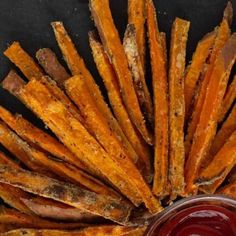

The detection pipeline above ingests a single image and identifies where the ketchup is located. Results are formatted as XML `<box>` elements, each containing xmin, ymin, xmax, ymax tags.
<box><xmin>156</xmin><ymin>205</ymin><xmax>236</xmax><ymax>236</ymax></box>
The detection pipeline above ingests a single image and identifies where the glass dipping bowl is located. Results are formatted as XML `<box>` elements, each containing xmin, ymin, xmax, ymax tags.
<box><xmin>144</xmin><ymin>194</ymin><xmax>236</xmax><ymax>236</ymax></box>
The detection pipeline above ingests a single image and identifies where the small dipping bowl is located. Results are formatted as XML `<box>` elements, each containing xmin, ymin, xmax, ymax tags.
<box><xmin>144</xmin><ymin>194</ymin><xmax>236</xmax><ymax>236</ymax></box>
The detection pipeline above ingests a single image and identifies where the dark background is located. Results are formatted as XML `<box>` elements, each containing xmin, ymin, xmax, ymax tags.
<box><xmin>0</xmin><ymin>0</ymin><xmax>234</xmax><ymax>126</ymax></box>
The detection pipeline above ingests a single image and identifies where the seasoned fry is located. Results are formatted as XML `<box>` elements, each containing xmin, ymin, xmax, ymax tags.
<box><xmin>185</xmin><ymin>33</ymin><xmax>236</xmax><ymax>194</ymax></box>
<box><xmin>0</xmin><ymin>105</ymin><xmax>86</xmax><ymax>171</ymax></box>
<box><xmin>0</xmin><ymin>165</ymin><xmax>133</xmax><ymax>224</ymax></box>
<box><xmin>128</xmin><ymin>0</ymin><xmax>146</xmax><ymax>69</ymax></box>
<box><xmin>51</xmin><ymin>22</ymin><xmax>142</xmax><ymax>169</ymax></box>
<box><xmin>217</xmin><ymin>179</ymin><xmax>236</xmax><ymax>199</ymax></box>
<box><xmin>146</xmin><ymin>0</ymin><xmax>169</xmax><ymax>197</ymax></box>
<box><xmin>0</xmin><ymin>151</ymin><xmax>20</xmax><ymax>170</ymax></box>
<box><xmin>223</xmin><ymin>1</ymin><xmax>233</xmax><ymax>26</ymax></box>
<box><xmin>65</xmin><ymin>75</ymin><xmax>161</xmax><ymax>213</ymax></box>
<box><xmin>169</xmin><ymin>17</ymin><xmax>190</xmax><ymax>196</ymax></box>
<box><xmin>210</xmin><ymin>104</ymin><xmax>236</xmax><ymax>157</ymax></box>
<box><xmin>0</xmin><ymin>121</ymin><xmax>117</xmax><ymax>197</ymax></box>
<box><xmin>36</xmin><ymin>48</ymin><xmax>70</xmax><ymax>88</ymax></box>
<box><xmin>184</xmin><ymin>31</ymin><xmax>216</xmax><ymax>119</ymax></box>
<box><xmin>185</xmin><ymin>19</ymin><xmax>231</xmax><ymax>159</ymax></box>
<box><xmin>123</xmin><ymin>24</ymin><xmax>153</xmax><ymax>128</ymax></box>
<box><xmin>218</xmin><ymin>75</ymin><xmax>236</xmax><ymax>122</ymax></box>
<box><xmin>4</xmin><ymin>42</ymin><xmax>44</xmax><ymax>80</ymax></box>
<box><xmin>18</xmin><ymin>78</ymin><xmax>143</xmax><ymax>207</ymax></box>
<box><xmin>2</xmin><ymin>226</ymin><xmax>146</xmax><ymax>236</ymax></box>
<box><xmin>21</xmin><ymin>197</ymin><xmax>100</xmax><ymax>222</ymax></box>
<box><xmin>0</xmin><ymin>206</ymin><xmax>89</xmax><ymax>229</ymax></box>
<box><xmin>160</xmin><ymin>32</ymin><xmax>167</xmax><ymax>68</ymax></box>
<box><xmin>88</xmin><ymin>32</ymin><xmax>152</xmax><ymax>182</ymax></box>
<box><xmin>89</xmin><ymin>0</ymin><xmax>153</xmax><ymax>144</ymax></box>
<box><xmin>196</xmin><ymin>129</ymin><xmax>236</xmax><ymax>194</ymax></box>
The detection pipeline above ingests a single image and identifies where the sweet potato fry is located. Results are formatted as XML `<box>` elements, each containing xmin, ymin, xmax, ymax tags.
<box><xmin>0</xmin><ymin>206</ymin><xmax>89</xmax><ymax>229</ymax></box>
<box><xmin>123</xmin><ymin>24</ymin><xmax>153</xmax><ymax>128</ymax></box>
<box><xmin>169</xmin><ymin>17</ymin><xmax>190</xmax><ymax>196</ymax></box>
<box><xmin>218</xmin><ymin>75</ymin><xmax>236</xmax><ymax>122</ymax></box>
<box><xmin>185</xmin><ymin>19</ymin><xmax>231</xmax><ymax>159</ymax></box>
<box><xmin>160</xmin><ymin>32</ymin><xmax>167</xmax><ymax>68</ymax></box>
<box><xmin>0</xmin><ymin>105</ymin><xmax>86</xmax><ymax>171</ymax></box>
<box><xmin>0</xmin><ymin>165</ymin><xmax>133</xmax><ymax>224</ymax></box>
<box><xmin>217</xmin><ymin>179</ymin><xmax>236</xmax><ymax>199</ymax></box>
<box><xmin>51</xmin><ymin>22</ymin><xmax>142</xmax><ymax>168</ymax></box>
<box><xmin>128</xmin><ymin>0</ymin><xmax>146</xmax><ymax>69</ymax></box>
<box><xmin>65</xmin><ymin>75</ymin><xmax>161</xmax><ymax>213</ymax></box>
<box><xmin>36</xmin><ymin>48</ymin><xmax>70</xmax><ymax>88</ymax></box>
<box><xmin>146</xmin><ymin>0</ymin><xmax>169</xmax><ymax>197</ymax></box>
<box><xmin>89</xmin><ymin>0</ymin><xmax>153</xmax><ymax>144</ymax></box>
<box><xmin>0</xmin><ymin>225</ymin><xmax>17</xmax><ymax>234</ymax></box>
<box><xmin>2</xmin><ymin>226</ymin><xmax>146</xmax><ymax>236</ymax></box>
<box><xmin>209</xmin><ymin>104</ymin><xmax>236</xmax><ymax>157</ymax></box>
<box><xmin>0</xmin><ymin>151</ymin><xmax>20</xmax><ymax>170</ymax></box>
<box><xmin>88</xmin><ymin>32</ymin><xmax>152</xmax><ymax>182</ymax></box>
<box><xmin>185</xmin><ymin>33</ymin><xmax>236</xmax><ymax>194</ymax></box>
<box><xmin>0</xmin><ymin>121</ymin><xmax>117</xmax><ymax>197</ymax></box>
<box><xmin>184</xmin><ymin>31</ymin><xmax>216</xmax><ymax>119</ymax></box>
<box><xmin>196</xmin><ymin>129</ymin><xmax>236</xmax><ymax>194</ymax></box>
<box><xmin>18</xmin><ymin>78</ymin><xmax>143</xmax><ymax>207</ymax></box>
<box><xmin>4</xmin><ymin>42</ymin><xmax>44</xmax><ymax>80</ymax></box>
<box><xmin>223</xmin><ymin>1</ymin><xmax>233</xmax><ymax>26</ymax></box>
<box><xmin>21</xmin><ymin>197</ymin><xmax>100</xmax><ymax>222</ymax></box>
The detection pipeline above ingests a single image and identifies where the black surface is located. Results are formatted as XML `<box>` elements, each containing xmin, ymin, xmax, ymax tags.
<box><xmin>0</xmin><ymin>0</ymin><xmax>234</xmax><ymax>125</ymax></box>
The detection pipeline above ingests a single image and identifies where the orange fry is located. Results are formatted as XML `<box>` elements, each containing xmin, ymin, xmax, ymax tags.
<box><xmin>217</xmin><ymin>179</ymin><xmax>236</xmax><ymax>199</ymax></box>
<box><xmin>169</xmin><ymin>17</ymin><xmax>190</xmax><ymax>196</ymax></box>
<box><xmin>146</xmin><ymin>0</ymin><xmax>169</xmax><ymax>197</ymax></box>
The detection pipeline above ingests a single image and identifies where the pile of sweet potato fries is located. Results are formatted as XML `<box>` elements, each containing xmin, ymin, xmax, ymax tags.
<box><xmin>0</xmin><ymin>0</ymin><xmax>235</xmax><ymax>235</ymax></box>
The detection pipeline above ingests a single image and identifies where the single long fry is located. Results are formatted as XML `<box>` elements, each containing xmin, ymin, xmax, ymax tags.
<box><xmin>128</xmin><ymin>0</ymin><xmax>146</xmax><ymax>69</ymax></box>
<box><xmin>0</xmin><ymin>121</ymin><xmax>117</xmax><ymax>197</ymax></box>
<box><xmin>4</xmin><ymin>42</ymin><xmax>44</xmax><ymax>80</ymax></box>
<box><xmin>89</xmin><ymin>0</ymin><xmax>153</xmax><ymax>144</ymax></box>
<box><xmin>210</xmin><ymin>104</ymin><xmax>236</xmax><ymax>157</ymax></box>
<box><xmin>218</xmin><ymin>75</ymin><xmax>236</xmax><ymax>122</ymax></box>
<box><xmin>160</xmin><ymin>32</ymin><xmax>167</xmax><ymax>68</ymax></box>
<box><xmin>169</xmin><ymin>17</ymin><xmax>190</xmax><ymax>196</ymax></box>
<box><xmin>2</xmin><ymin>226</ymin><xmax>146</xmax><ymax>236</ymax></box>
<box><xmin>0</xmin><ymin>165</ymin><xmax>133</xmax><ymax>224</ymax></box>
<box><xmin>123</xmin><ymin>24</ymin><xmax>153</xmax><ymax>128</ymax></box>
<box><xmin>146</xmin><ymin>0</ymin><xmax>169</xmax><ymax>197</ymax></box>
<box><xmin>185</xmin><ymin>33</ymin><xmax>236</xmax><ymax>194</ymax></box>
<box><xmin>0</xmin><ymin>151</ymin><xmax>20</xmax><ymax>170</ymax></box>
<box><xmin>185</xmin><ymin>19</ymin><xmax>231</xmax><ymax>159</ymax></box>
<box><xmin>65</xmin><ymin>75</ymin><xmax>161</xmax><ymax>213</ymax></box>
<box><xmin>36</xmin><ymin>48</ymin><xmax>70</xmax><ymax>88</ymax></box>
<box><xmin>223</xmin><ymin>1</ymin><xmax>233</xmax><ymax>26</ymax></box>
<box><xmin>196</xmin><ymin>129</ymin><xmax>236</xmax><ymax>193</ymax></box>
<box><xmin>217</xmin><ymin>179</ymin><xmax>236</xmax><ymax>199</ymax></box>
<box><xmin>0</xmin><ymin>206</ymin><xmax>89</xmax><ymax>230</ymax></box>
<box><xmin>184</xmin><ymin>31</ymin><xmax>216</xmax><ymax>118</ymax></box>
<box><xmin>18</xmin><ymin>78</ymin><xmax>143</xmax><ymax>207</ymax></box>
<box><xmin>0</xmin><ymin>105</ymin><xmax>86</xmax><ymax>171</ymax></box>
<box><xmin>88</xmin><ymin>32</ymin><xmax>152</xmax><ymax>182</ymax></box>
<box><xmin>51</xmin><ymin>22</ymin><xmax>142</xmax><ymax>168</ymax></box>
<box><xmin>21</xmin><ymin>197</ymin><xmax>100</xmax><ymax>222</ymax></box>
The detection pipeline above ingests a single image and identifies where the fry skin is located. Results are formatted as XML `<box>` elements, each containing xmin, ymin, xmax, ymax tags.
<box><xmin>217</xmin><ymin>179</ymin><xmax>236</xmax><ymax>199</ymax></box>
<box><xmin>88</xmin><ymin>32</ymin><xmax>152</xmax><ymax>182</ymax></box>
<box><xmin>89</xmin><ymin>0</ymin><xmax>153</xmax><ymax>144</ymax></box>
<box><xmin>218</xmin><ymin>75</ymin><xmax>236</xmax><ymax>122</ymax></box>
<box><xmin>65</xmin><ymin>75</ymin><xmax>161</xmax><ymax>213</ymax></box>
<box><xmin>184</xmin><ymin>31</ymin><xmax>216</xmax><ymax>119</ymax></box>
<box><xmin>4</xmin><ymin>42</ymin><xmax>44</xmax><ymax>80</ymax></box>
<box><xmin>128</xmin><ymin>0</ymin><xmax>146</xmax><ymax>69</ymax></box>
<box><xmin>185</xmin><ymin>19</ymin><xmax>231</xmax><ymax>159</ymax></box>
<box><xmin>51</xmin><ymin>22</ymin><xmax>142</xmax><ymax>169</ymax></box>
<box><xmin>185</xmin><ymin>33</ymin><xmax>236</xmax><ymax>194</ymax></box>
<box><xmin>146</xmin><ymin>0</ymin><xmax>169</xmax><ymax>197</ymax></box>
<box><xmin>123</xmin><ymin>24</ymin><xmax>153</xmax><ymax>128</ymax></box>
<box><xmin>0</xmin><ymin>165</ymin><xmax>133</xmax><ymax>224</ymax></box>
<box><xmin>196</xmin><ymin>129</ymin><xmax>236</xmax><ymax>194</ymax></box>
<box><xmin>169</xmin><ymin>17</ymin><xmax>190</xmax><ymax>196</ymax></box>
<box><xmin>36</xmin><ymin>48</ymin><xmax>70</xmax><ymax>88</ymax></box>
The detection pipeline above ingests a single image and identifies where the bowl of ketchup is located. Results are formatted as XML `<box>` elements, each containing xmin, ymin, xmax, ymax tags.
<box><xmin>144</xmin><ymin>195</ymin><xmax>236</xmax><ymax>236</ymax></box>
